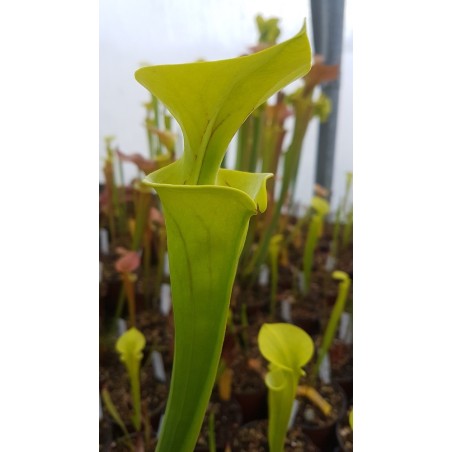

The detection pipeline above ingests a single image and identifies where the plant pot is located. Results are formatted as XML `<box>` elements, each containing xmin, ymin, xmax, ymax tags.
<box><xmin>296</xmin><ymin>382</ymin><xmax>347</xmax><ymax>451</ymax></box>
<box><xmin>239</xmin><ymin>293</ymin><xmax>269</xmax><ymax>325</ymax></box>
<box><xmin>335</xmin><ymin>408</ymin><xmax>353</xmax><ymax>452</ymax></box>
<box><xmin>333</xmin><ymin>371</ymin><xmax>353</xmax><ymax>407</ymax></box>
<box><xmin>291</xmin><ymin>304</ymin><xmax>321</xmax><ymax>337</ymax></box>
<box><xmin>99</xmin><ymin>348</ymin><xmax>169</xmax><ymax>443</ymax></box>
<box><xmin>231</xmin><ymin>419</ymin><xmax>319</xmax><ymax>451</ymax></box>
<box><xmin>329</xmin><ymin>340</ymin><xmax>353</xmax><ymax>404</ymax></box>
<box><xmin>231</xmin><ymin>357</ymin><xmax>268</xmax><ymax>424</ymax></box>
<box><xmin>100</xmin><ymin>272</ymin><xmax>123</xmax><ymax>320</ymax></box>
<box><xmin>137</xmin><ymin>310</ymin><xmax>174</xmax><ymax>375</ymax></box>
<box><xmin>194</xmin><ymin>393</ymin><xmax>243</xmax><ymax>451</ymax></box>
<box><xmin>107</xmin><ymin>425</ymin><xmax>157</xmax><ymax>451</ymax></box>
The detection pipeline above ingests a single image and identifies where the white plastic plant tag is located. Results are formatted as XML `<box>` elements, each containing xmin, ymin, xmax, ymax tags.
<box><xmin>99</xmin><ymin>393</ymin><xmax>103</xmax><ymax>420</ymax></box>
<box><xmin>339</xmin><ymin>312</ymin><xmax>353</xmax><ymax>344</ymax></box>
<box><xmin>99</xmin><ymin>261</ymin><xmax>103</xmax><ymax>283</ymax></box>
<box><xmin>298</xmin><ymin>271</ymin><xmax>305</xmax><ymax>293</ymax></box>
<box><xmin>258</xmin><ymin>264</ymin><xmax>269</xmax><ymax>286</ymax></box>
<box><xmin>99</xmin><ymin>228</ymin><xmax>109</xmax><ymax>255</ymax></box>
<box><xmin>117</xmin><ymin>318</ymin><xmax>127</xmax><ymax>336</ymax></box>
<box><xmin>160</xmin><ymin>283</ymin><xmax>172</xmax><ymax>316</ymax></box>
<box><xmin>157</xmin><ymin>413</ymin><xmax>165</xmax><ymax>439</ymax></box>
<box><xmin>288</xmin><ymin>399</ymin><xmax>300</xmax><ymax>429</ymax></box>
<box><xmin>151</xmin><ymin>350</ymin><xmax>167</xmax><ymax>383</ymax></box>
<box><xmin>281</xmin><ymin>299</ymin><xmax>292</xmax><ymax>323</ymax></box>
<box><xmin>324</xmin><ymin>254</ymin><xmax>336</xmax><ymax>271</ymax></box>
<box><xmin>163</xmin><ymin>252</ymin><xmax>170</xmax><ymax>276</ymax></box>
<box><xmin>319</xmin><ymin>354</ymin><xmax>331</xmax><ymax>384</ymax></box>
<box><xmin>281</xmin><ymin>203</ymin><xmax>289</xmax><ymax>216</ymax></box>
<box><xmin>291</xmin><ymin>201</ymin><xmax>301</xmax><ymax>217</ymax></box>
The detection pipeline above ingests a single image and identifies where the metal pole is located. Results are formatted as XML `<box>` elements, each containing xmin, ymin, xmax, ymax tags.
<box><xmin>310</xmin><ymin>0</ymin><xmax>346</xmax><ymax>196</ymax></box>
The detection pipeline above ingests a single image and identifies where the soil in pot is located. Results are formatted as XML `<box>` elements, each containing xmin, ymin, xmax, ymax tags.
<box><xmin>231</xmin><ymin>419</ymin><xmax>319</xmax><ymax>451</ymax></box>
<box><xmin>102</xmin><ymin>426</ymin><xmax>157</xmax><ymax>452</ymax></box>
<box><xmin>99</xmin><ymin>261</ymin><xmax>123</xmax><ymax>322</ymax></box>
<box><xmin>291</xmin><ymin>302</ymin><xmax>321</xmax><ymax>337</ymax></box>
<box><xmin>136</xmin><ymin>309</ymin><xmax>174</xmax><ymax>375</ymax></box>
<box><xmin>295</xmin><ymin>382</ymin><xmax>347</xmax><ymax>452</ymax></box>
<box><xmin>230</xmin><ymin>346</ymin><xmax>268</xmax><ymax>424</ymax></box>
<box><xmin>99</xmin><ymin>351</ymin><xmax>168</xmax><ymax>450</ymax></box>
<box><xmin>195</xmin><ymin>392</ymin><xmax>243</xmax><ymax>451</ymax></box>
<box><xmin>234</xmin><ymin>286</ymin><xmax>270</xmax><ymax>327</ymax></box>
<box><xmin>329</xmin><ymin>340</ymin><xmax>353</xmax><ymax>404</ymax></box>
<box><xmin>335</xmin><ymin>408</ymin><xmax>353</xmax><ymax>452</ymax></box>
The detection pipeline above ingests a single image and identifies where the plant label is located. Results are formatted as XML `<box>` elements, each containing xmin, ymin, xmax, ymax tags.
<box><xmin>319</xmin><ymin>354</ymin><xmax>331</xmax><ymax>384</ymax></box>
<box><xmin>288</xmin><ymin>399</ymin><xmax>300</xmax><ymax>429</ymax></box>
<box><xmin>117</xmin><ymin>318</ymin><xmax>127</xmax><ymax>337</ymax></box>
<box><xmin>160</xmin><ymin>283</ymin><xmax>172</xmax><ymax>316</ymax></box>
<box><xmin>325</xmin><ymin>254</ymin><xmax>336</xmax><ymax>271</ymax></box>
<box><xmin>259</xmin><ymin>264</ymin><xmax>269</xmax><ymax>286</ymax></box>
<box><xmin>303</xmin><ymin>407</ymin><xmax>316</xmax><ymax>422</ymax></box>
<box><xmin>281</xmin><ymin>204</ymin><xmax>290</xmax><ymax>216</ymax></box>
<box><xmin>151</xmin><ymin>350</ymin><xmax>167</xmax><ymax>383</ymax></box>
<box><xmin>99</xmin><ymin>393</ymin><xmax>103</xmax><ymax>420</ymax></box>
<box><xmin>163</xmin><ymin>252</ymin><xmax>170</xmax><ymax>276</ymax></box>
<box><xmin>157</xmin><ymin>413</ymin><xmax>165</xmax><ymax>439</ymax></box>
<box><xmin>292</xmin><ymin>201</ymin><xmax>301</xmax><ymax>216</ymax></box>
<box><xmin>99</xmin><ymin>228</ymin><xmax>109</xmax><ymax>255</ymax></box>
<box><xmin>339</xmin><ymin>312</ymin><xmax>353</xmax><ymax>344</ymax></box>
<box><xmin>281</xmin><ymin>299</ymin><xmax>292</xmax><ymax>323</ymax></box>
<box><xmin>298</xmin><ymin>271</ymin><xmax>305</xmax><ymax>293</ymax></box>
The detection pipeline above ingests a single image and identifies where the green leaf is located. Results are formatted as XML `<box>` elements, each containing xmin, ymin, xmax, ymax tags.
<box><xmin>216</xmin><ymin>169</ymin><xmax>272</xmax><ymax>213</ymax></box>
<box><xmin>346</xmin><ymin>171</ymin><xmax>353</xmax><ymax>188</ymax></box>
<box><xmin>311</xmin><ymin>196</ymin><xmax>330</xmax><ymax>216</ymax></box>
<box><xmin>258</xmin><ymin>323</ymin><xmax>314</xmax><ymax>452</ymax></box>
<box><xmin>303</xmin><ymin>214</ymin><xmax>321</xmax><ymax>294</ymax></box>
<box><xmin>135</xmin><ymin>24</ymin><xmax>311</xmax><ymax>185</ymax></box>
<box><xmin>268</xmin><ymin>234</ymin><xmax>284</xmax><ymax>320</ymax></box>
<box><xmin>145</xmin><ymin>164</ymin><xmax>272</xmax><ymax>215</ymax></box>
<box><xmin>256</xmin><ymin>15</ymin><xmax>281</xmax><ymax>45</ymax></box>
<box><xmin>266</xmin><ymin>367</ymin><xmax>297</xmax><ymax>452</ymax></box>
<box><xmin>116</xmin><ymin>327</ymin><xmax>146</xmax><ymax>374</ymax></box>
<box><xmin>116</xmin><ymin>327</ymin><xmax>146</xmax><ymax>431</ymax></box>
<box><xmin>269</xmin><ymin>234</ymin><xmax>284</xmax><ymax>258</ymax></box>
<box><xmin>313</xmin><ymin>271</ymin><xmax>351</xmax><ymax>379</ymax></box>
<box><xmin>258</xmin><ymin>323</ymin><xmax>313</xmax><ymax>373</ymax></box>
<box><xmin>332</xmin><ymin>270</ymin><xmax>349</xmax><ymax>282</ymax></box>
<box><xmin>136</xmin><ymin>25</ymin><xmax>313</xmax><ymax>452</ymax></box>
<box><xmin>148</xmin><ymin>181</ymin><xmax>266</xmax><ymax>452</ymax></box>
<box><xmin>313</xmin><ymin>93</ymin><xmax>332</xmax><ymax>122</ymax></box>
<box><xmin>302</xmin><ymin>199</ymin><xmax>329</xmax><ymax>293</ymax></box>
<box><xmin>101</xmin><ymin>388</ymin><xmax>129</xmax><ymax>439</ymax></box>
<box><xmin>265</xmin><ymin>367</ymin><xmax>286</xmax><ymax>391</ymax></box>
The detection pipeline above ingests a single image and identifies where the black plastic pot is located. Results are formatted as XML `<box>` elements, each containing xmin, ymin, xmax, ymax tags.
<box><xmin>231</xmin><ymin>419</ymin><xmax>318</xmax><ymax>451</ymax></box>
<box><xmin>335</xmin><ymin>409</ymin><xmax>353</xmax><ymax>452</ymax></box>
<box><xmin>194</xmin><ymin>395</ymin><xmax>243</xmax><ymax>452</ymax></box>
<box><xmin>299</xmin><ymin>382</ymin><xmax>347</xmax><ymax>451</ymax></box>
